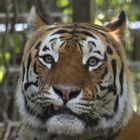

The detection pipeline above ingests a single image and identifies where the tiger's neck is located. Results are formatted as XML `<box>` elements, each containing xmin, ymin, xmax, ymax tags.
<box><xmin>19</xmin><ymin>127</ymin><xmax>120</xmax><ymax>140</ymax></box>
<box><xmin>20</xmin><ymin>95</ymin><xmax>134</xmax><ymax>140</ymax></box>
<box><xmin>20</xmin><ymin>116</ymin><xmax>131</xmax><ymax>140</ymax></box>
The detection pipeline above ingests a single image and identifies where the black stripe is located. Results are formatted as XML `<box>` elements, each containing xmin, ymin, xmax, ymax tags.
<box><xmin>35</xmin><ymin>42</ymin><xmax>42</xmax><ymax>58</ymax></box>
<box><xmin>107</xmin><ymin>45</ymin><xmax>113</xmax><ymax>55</ymax></box>
<box><xmin>24</xmin><ymin>81</ymin><xmax>38</xmax><ymax>91</ymax></box>
<box><xmin>79</xmin><ymin>25</ymin><xmax>107</xmax><ymax>37</ymax></box>
<box><xmin>108</xmin><ymin>85</ymin><xmax>114</xmax><ymax>92</ymax></box>
<box><xmin>89</xmin><ymin>41</ymin><xmax>96</xmax><ymax>48</ymax></box>
<box><xmin>78</xmin><ymin>43</ymin><xmax>83</xmax><ymax>52</ymax></box>
<box><xmin>49</xmin><ymin>37</ymin><xmax>57</xmax><ymax>42</ymax></box>
<box><xmin>78</xmin><ymin>42</ymin><xmax>83</xmax><ymax>47</ymax></box>
<box><xmin>26</xmin><ymin>53</ymin><xmax>32</xmax><ymax>82</ymax></box>
<box><xmin>59</xmin><ymin>42</ymin><xmax>65</xmax><ymax>48</ymax></box>
<box><xmin>22</xmin><ymin>63</ymin><xmax>25</xmax><ymax>82</ymax></box>
<box><xmin>43</xmin><ymin>45</ymin><xmax>50</xmax><ymax>51</ymax></box>
<box><xmin>51</xmin><ymin>30</ymin><xmax>69</xmax><ymax>35</ymax></box>
<box><xmin>101</xmin><ymin>67</ymin><xmax>108</xmax><ymax>80</ymax></box>
<box><xmin>98</xmin><ymin>31</ymin><xmax>106</xmax><ymax>37</ymax></box>
<box><xmin>119</xmin><ymin>63</ymin><xmax>124</xmax><ymax>95</ymax></box>
<box><xmin>114</xmin><ymin>95</ymin><xmax>119</xmax><ymax>112</ymax></box>
<box><xmin>35</xmin><ymin>41</ymin><xmax>41</xmax><ymax>50</ymax></box>
<box><xmin>81</xmin><ymin>31</ymin><xmax>97</xmax><ymax>39</ymax></box>
<box><xmin>111</xmin><ymin>60</ymin><xmax>117</xmax><ymax>95</ymax></box>
<box><xmin>104</xmin><ymin>52</ymin><xmax>108</xmax><ymax>62</ymax></box>
<box><xmin>100</xmin><ymin>85</ymin><xmax>114</xmax><ymax>93</ymax></box>
<box><xmin>96</xmin><ymin>92</ymin><xmax>107</xmax><ymax>100</ymax></box>
<box><xmin>27</xmin><ymin>53</ymin><xmax>32</xmax><ymax>70</ymax></box>
<box><xmin>94</xmin><ymin>50</ymin><xmax>101</xmax><ymax>54</ymax></box>
<box><xmin>33</xmin><ymin>62</ymin><xmax>38</xmax><ymax>75</ymax></box>
<box><xmin>100</xmin><ymin>85</ymin><xmax>108</xmax><ymax>91</ymax></box>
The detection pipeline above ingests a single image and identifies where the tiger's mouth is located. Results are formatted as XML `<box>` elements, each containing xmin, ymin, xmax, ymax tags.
<box><xmin>46</xmin><ymin>104</ymin><xmax>86</xmax><ymax>136</ymax></box>
<box><xmin>51</xmin><ymin>104</ymin><xmax>77</xmax><ymax>116</ymax></box>
<box><xmin>43</xmin><ymin>85</ymin><xmax>83</xmax><ymax>118</ymax></box>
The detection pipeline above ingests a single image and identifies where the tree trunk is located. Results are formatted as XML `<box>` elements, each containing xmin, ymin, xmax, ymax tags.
<box><xmin>131</xmin><ymin>30</ymin><xmax>140</xmax><ymax>60</ymax></box>
<box><xmin>72</xmin><ymin>0</ymin><xmax>90</xmax><ymax>22</ymax></box>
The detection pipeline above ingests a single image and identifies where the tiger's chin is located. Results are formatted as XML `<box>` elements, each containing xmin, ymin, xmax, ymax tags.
<box><xmin>46</xmin><ymin>114</ymin><xmax>85</xmax><ymax>136</ymax></box>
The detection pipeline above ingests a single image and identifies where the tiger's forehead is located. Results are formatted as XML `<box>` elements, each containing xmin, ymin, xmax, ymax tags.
<box><xmin>39</xmin><ymin>23</ymin><xmax>108</xmax><ymax>55</ymax></box>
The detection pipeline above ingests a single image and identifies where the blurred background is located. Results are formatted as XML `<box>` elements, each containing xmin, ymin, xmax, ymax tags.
<box><xmin>0</xmin><ymin>0</ymin><xmax>140</xmax><ymax>139</ymax></box>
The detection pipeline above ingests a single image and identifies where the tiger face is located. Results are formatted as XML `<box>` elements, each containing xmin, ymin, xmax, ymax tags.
<box><xmin>16</xmin><ymin>7</ymin><xmax>134</xmax><ymax>139</ymax></box>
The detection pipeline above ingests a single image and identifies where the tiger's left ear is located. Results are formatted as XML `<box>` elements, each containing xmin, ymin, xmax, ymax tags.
<box><xmin>106</xmin><ymin>11</ymin><xmax>127</xmax><ymax>38</ymax></box>
<box><xmin>27</xmin><ymin>6</ymin><xmax>48</xmax><ymax>36</ymax></box>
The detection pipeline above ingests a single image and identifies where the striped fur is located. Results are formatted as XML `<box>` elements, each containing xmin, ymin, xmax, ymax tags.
<box><xmin>16</xmin><ymin>8</ymin><xmax>136</xmax><ymax>140</ymax></box>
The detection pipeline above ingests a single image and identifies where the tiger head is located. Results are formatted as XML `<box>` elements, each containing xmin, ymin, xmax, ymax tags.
<box><xmin>16</xmin><ymin>7</ymin><xmax>134</xmax><ymax>139</ymax></box>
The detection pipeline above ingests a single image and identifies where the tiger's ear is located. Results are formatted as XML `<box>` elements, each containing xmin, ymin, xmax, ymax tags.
<box><xmin>27</xmin><ymin>6</ymin><xmax>48</xmax><ymax>36</ymax></box>
<box><xmin>106</xmin><ymin>11</ymin><xmax>127</xmax><ymax>39</ymax></box>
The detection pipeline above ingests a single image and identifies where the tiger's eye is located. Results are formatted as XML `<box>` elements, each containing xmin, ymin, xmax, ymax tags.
<box><xmin>89</xmin><ymin>58</ymin><xmax>96</xmax><ymax>65</ymax></box>
<box><xmin>43</xmin><ymin>54</ymin><xmax>54</xmax><ymax>64</ymax></box>
<box><xmin>87</xmin><ymin>57</ymin><xmax>99</xmax><ymax>67</ymax></box>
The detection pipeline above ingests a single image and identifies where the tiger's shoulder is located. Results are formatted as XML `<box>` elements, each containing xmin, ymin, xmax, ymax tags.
<box><xmin>115</xmin><ymin>113</ymin><xmax>140</xmax><ymax>140</ymax></box>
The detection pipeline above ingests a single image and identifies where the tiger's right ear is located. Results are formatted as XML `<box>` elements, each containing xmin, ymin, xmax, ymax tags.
<box><xmin>105</xmin><ymin>11</ymin><xmax>127</xmax><ymax>40</ymax></box>
<box><xmin>27</xmin><ymin>6</ymin><xmax>47</xmax><ymax>36</ymax></box>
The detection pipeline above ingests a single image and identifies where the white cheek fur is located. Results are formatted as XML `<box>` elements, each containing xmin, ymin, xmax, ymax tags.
<box><xmin>16</xmin><ymin>82</ymin><xmax>44</xmax><ymax>128</ymax></box>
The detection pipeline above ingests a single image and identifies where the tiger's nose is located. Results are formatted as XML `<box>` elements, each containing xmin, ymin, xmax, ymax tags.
<box><xmin>52</xmin><ymin>86</ymin><xmax>81</xmax><ymax>102</ymax></box>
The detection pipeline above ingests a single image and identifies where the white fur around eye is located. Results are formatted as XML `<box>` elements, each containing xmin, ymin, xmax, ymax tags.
<box><xmin>81</xmin><ymin>36</ymin><xmax>106</xmax><ymax>71</ymax></box>
<box><xmin>38</xmin><ymin>33</ymin><xmax>65</xmax><ymax>69</ymax></box>
<box><xmin>88</xmin><ymin>62</ymin><xmax>103</xmax><ymax>71</ymax></box>
<box><xmin>38</xmin><ymin>57</ymin><xmax>52</xmax><ymax>69</ymax></box>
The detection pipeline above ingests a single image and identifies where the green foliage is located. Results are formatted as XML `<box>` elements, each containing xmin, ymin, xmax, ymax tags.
<box><xmin>55</xmin><ymin>0</ymin><xmax>72</xmax><ymax>23</ymax></box>
<box><xmin>94</xmin><ymin>0</ymin><xmax>139</xmax><ymax>21</ymax></box>
<box><xmin>0</xmin><ymin>33</ymin><xmax>24</xmax><ymax>83</ymax></box>
<box><xmin>0</xmin><ymin>128</ymin><xmax>4</xmax><ymax>139</ymax></box>
<box><xmin>56</xmin><ymin>0</ymin><xmax>69</xmax><ymax>8</ymax></box>
<box><xmin>9</xmin><ymin>34</ymin><xmax>23</xmax><ymax>54</ymax></box>
<box><xmin>0</xmin><ymin>67</ymin><xmax>5</xmax><ymax>83</ymax></box>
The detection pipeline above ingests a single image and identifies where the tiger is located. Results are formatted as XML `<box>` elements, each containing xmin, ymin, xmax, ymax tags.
<box><xmin>15</xmin><ymin>7</ymin><xmax>140</xmax><ymax>140</ymax></box>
